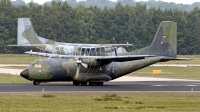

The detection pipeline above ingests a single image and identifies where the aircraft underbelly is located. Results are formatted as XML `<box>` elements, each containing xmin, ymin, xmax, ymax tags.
<box><xmin>73</xmin><ymin>73</ymin><xmax>112</xmax><ymax>82</ymax></box>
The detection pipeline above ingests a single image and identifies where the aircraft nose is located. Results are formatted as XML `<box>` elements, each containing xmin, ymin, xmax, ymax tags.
<box><xmin>20</xmin><ymin>68</ymin><xmax>29</xmax><ymax>79</ymax></box>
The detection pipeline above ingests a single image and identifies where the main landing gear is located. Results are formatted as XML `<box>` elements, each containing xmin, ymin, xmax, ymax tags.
<box><xmin>73</xmin><ymin>81</ymin><xmax>104</xmax><ymax>86</ymax></box>
<box><xmin>89</xmin><ymin>82</ymin><xmax>103</xmax><ymax>86</ymax></box>
<box><xmin>32</xmin><ymin>80</ymin><xmax>104</xmax><ymax>86</ymax></box>
<box><xmin>73</xmin><ymin>81</ymin><xmax>88</xmax><ymax>86</ymax></box>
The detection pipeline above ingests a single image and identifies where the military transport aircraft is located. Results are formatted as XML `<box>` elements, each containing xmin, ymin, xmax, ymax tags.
<box><xmin>9</xmin><ymin>18</ymin><xmax>132</xmax><ymax>56</ymax></box>
<box><xmin>20</xmin><ymin>21</ymin><xmax>187</xmax><ymax>86</ymax></box>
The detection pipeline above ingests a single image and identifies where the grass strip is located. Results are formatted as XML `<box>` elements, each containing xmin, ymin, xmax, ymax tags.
<box><xmin>0</xmin><ymin>74</ymin><xmax>29</xmax><ymax>83</ymax></box>
<box><xmin>0</xmin><ymin>92</ymin><xmax>199</xmax><ymax>112</ymax></box>
<box><xmin>0</xmin><ymin>54</ymin><xmax>43</xmax><ymax>64</ymax></box>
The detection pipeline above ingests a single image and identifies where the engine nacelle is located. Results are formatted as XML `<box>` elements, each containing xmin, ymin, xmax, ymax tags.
<box><xmin>81</xmin><ymin>58</ymin><xmax>100</xmax><ymax>67</ymax></box>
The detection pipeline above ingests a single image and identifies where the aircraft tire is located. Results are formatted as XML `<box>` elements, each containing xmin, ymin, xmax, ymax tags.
<box><xmin>73</xmin><ymin>81</ymin><xmax>80</xmax><ymax>85</ymax></box>
<box><xmin>96</xmin><ymin>82</ymin><xmax>104</xmax><ymax>86</ymax></box>
<box><xmin>81</xmin><ymin>82</ymin><xmax>87</xmax><ymax>86</ymax></box>
<box><xmin>33</xmin><ymin>81</ymin><xmax>40</xmax><ymax>85</ymax></box>
<box><xmin>89</xmin><ymin>82</ymin><xmax>94</xmax><ymax>86</ymax></box>
<box><xmin>89</xmin><ymin>82</ymin><xmax>104</xmax><ymax>86</ymax></box>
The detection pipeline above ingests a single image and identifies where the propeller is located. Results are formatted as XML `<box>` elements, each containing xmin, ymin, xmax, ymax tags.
<box><xmin>75</xmin><ymin>60</ymin><xmax>88</xmax><ymax>69</ymax></box>
<box><xmin>74</xmin><ymin>58</ymin><xmax>88</xmax><ymax>79</ymax></box>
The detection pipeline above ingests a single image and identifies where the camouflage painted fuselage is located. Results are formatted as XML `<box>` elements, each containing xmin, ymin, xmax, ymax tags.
<box><xmin>24</xmin><ymin>57</ymin><xmax>160</xmax><ymax>82</ymax></box>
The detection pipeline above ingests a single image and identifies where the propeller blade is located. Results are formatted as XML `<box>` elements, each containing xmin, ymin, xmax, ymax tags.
<box><xmin>75</xmin><ymin>60</ymin><xmax>88</xmax><ymax>69</ymax></box>
<box><xmin>81</xmin><ymin>63</ymin><xmax>88</xmax><ymax>69</ymax></box>
<box><xmin>75</xmin><ymin>60</ymin><xmax>81</xmax><ymax>64</ymax></box>
<box><xmin>75</xmin><ymin>64</ymin><xmax>80</xmax><ymax>78</ymax></box>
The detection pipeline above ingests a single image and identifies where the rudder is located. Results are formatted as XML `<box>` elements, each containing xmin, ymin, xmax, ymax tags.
<box><xmin>130</xmin><ymin>21</ymin><xmax>177</xmax><ymax>58</ymax></box>
<box><xmin>17</xmin><ymin>18</ymin><xmax>42</xmax><ymax>45</ymax></box>
<box><xmin>150</xmin><ymin>21</ymin><xmax>177</xmax><ymax>57</ymax></box>
<box><xmin>17</xmin><ymin>18</ymin><xmax>56</xmax><ymax>45</ymax></box>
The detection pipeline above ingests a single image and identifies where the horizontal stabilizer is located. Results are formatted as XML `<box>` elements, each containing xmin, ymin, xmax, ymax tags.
<box><xmin>159</xmin><ymin>56</ymin><xmax>191</xmax><ymax>62</ymax></box>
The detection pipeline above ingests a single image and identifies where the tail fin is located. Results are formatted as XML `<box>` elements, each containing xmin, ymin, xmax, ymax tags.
<box><xmin>131</xmin><ymin>21</ymin><xmax>177</xmax><ymax>58</ymax></box>
<box><xmin>17</xmin><ymin>18</ymin><xmax>55</xmax><ymax>45</ymax></box>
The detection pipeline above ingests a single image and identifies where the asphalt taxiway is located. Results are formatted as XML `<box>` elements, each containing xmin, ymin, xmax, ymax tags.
<box><xmin>0</xmin><ymin>81</ymin><xmax>200</xmax><ymax>92</ymax></box>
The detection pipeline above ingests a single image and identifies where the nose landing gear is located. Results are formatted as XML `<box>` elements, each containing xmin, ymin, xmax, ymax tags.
<box><xmin>33</xmin><ymin>81</ymin><xmax>40</xmax><ymax>85</ymax></box>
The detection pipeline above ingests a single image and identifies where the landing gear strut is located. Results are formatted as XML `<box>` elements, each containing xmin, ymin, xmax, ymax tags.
<box><xmin>33</xmin><ymin>81</ymin><xmax>40</xmax><ymax>85</ymax></box>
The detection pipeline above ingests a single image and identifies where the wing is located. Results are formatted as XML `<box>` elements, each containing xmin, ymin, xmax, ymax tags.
<box><xmin>7</xmin><ymin>43</ymin><xmax>47</xmax><ymax>47</ymax></box>
<box><xmin>9</xmin><ymin>43</ymin><xmax>133</xmax><ymax>47</ymax></box>
<box><xmin>25</xmin><ymin>51</ymin><xmax>153</xmax><ymax>62</ymax></box>
<box><xmin>58</xmin><ymin>43</ymin><xmax>134</xmax><ymax>47</ymax></box>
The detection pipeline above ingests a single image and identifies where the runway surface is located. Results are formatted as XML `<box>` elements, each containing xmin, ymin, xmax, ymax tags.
<box><xmin>0</xmin><ymin>81</ymin><xmax>200</xmax><ymax>92</ymax></box>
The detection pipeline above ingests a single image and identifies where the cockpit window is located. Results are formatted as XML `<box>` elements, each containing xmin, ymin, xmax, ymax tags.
<box><xmin>29</xmin><ymin>63</ymin><xmax>34</xmax><ymax>67</ymax></box>
<box><xmin>34</xmin><ymin>64</ymin><xmax>42</xmax><ymax>68</ymax></box>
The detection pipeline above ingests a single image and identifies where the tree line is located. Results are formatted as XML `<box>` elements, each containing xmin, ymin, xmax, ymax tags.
<box><xmin>12</xmin><ymin>0</ymin><xmax>200</xmax><ymax>12</ymax></box>
<box><xmin>1</xmin><ymin>0</ymin><xmax>200</xmax><ymax>54</ymax></box>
